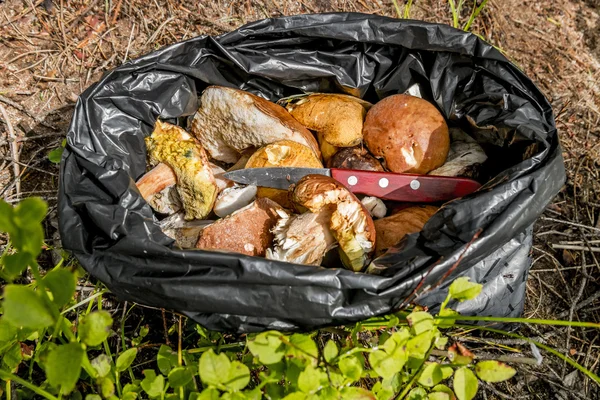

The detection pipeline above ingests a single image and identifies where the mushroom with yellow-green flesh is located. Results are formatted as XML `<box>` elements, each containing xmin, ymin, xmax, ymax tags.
<box><xmin>145</xmin><ymin>120</ymin><xmax>218</xmax><ymax>221</ymax></box>
<box><xmin>291</xmin><ymin>174</ymin><xmax>376</xmax><ymax>272</ymax></box>
<box><xmin>283</xmin><ymin>93</ymin><xmax>372</xmax><ymax>148</ymax></box>
<box><xmin>245</xmin><ymin>140</ymin><xmax>323</xmax><ymax>208</ymax></box>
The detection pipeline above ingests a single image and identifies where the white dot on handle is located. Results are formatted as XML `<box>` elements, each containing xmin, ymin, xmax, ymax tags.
<box><xmin>379</xmin><ymin>178</ymin><xmax>389</xmax><ymax>188</ymax></box>
<box><xmin>347</xmin><ymin>176</ymin><xmax>358</xmax><ymax>186</ymax></box>
<box><xmin>410</xmin><ymin>180</ymin><xmax>421</xmax><ymax>190</ymax></box>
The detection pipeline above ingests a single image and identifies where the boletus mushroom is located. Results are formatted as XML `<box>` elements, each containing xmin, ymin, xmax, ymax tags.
<box><xmin>282</xmin><ymin>93</ymin><xmax>372</xmax><ymax>148</ymax></box>
<box><xmin>135</xmin><ymin>163</ymin><xmax>182</xmax><ymax>215</ymax></box>
<box><xmin>190</xmin><ymin>86</ymin><xmax>320</xmax><ymax>163</ymax></box>
<box><xmin>373</xmin><ymin>205</ymin><xmax>438</xmax><ymax>256</ymax></box>
<box><xmin>266</xmin><ymin>209</ymin><xmax>337</xmax><ymax>266</ymax></box>
<box><xmin>245</xmin><ymin>140</ymin><xmax>323</xmax><ymax>208</ymax></box>
<box><xmin>145</xmin><ymin>120</ymin><xmax>218</xmax><ymax>220</ymax></box>
<box><xmin>363</xmin><ymin>94</ymin><xmax>450</xmax><ymax>174</ymax></box>
<box><xmin>327</xmin><ymin>146</ymin><xmax>384</xmax><ymax>171</ymax></box>
<box><xmin>291</xmin><ymin>174</ymin><xmax>376</xmax><ymax>272</ymax></box>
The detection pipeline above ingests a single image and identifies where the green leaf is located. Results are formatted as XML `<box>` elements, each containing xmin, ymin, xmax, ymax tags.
<box><xmin>407</xmin><ymin>311</ymin><xmax>434</xmax><ymax>335</ymax></box>
<box><xmin>157</xmin><ymin>344</ymin><xmax>178</xmax><ymax>375</ymax></box>
<box><xmin>313</xmin><ymin>387</ymin><xmax>340</xmax><ymax>400</ymax></box>
<box><xmin>339</xmin><ymin>387</ymin><xmax>376</xmax><ymax>399</ymax></box>
<box><xmin>339</xmin><ymin>355</ymin><xmax>363</xmax><ymax>382</ymax></box>
<box><xmin>436</xmin><ymin>309</ymin><xmax>459</xmax><ymax>329</ymax></box>
<box><xmin>193</xmin><ymin>388</ymin><xmax>220</xmax><ymax>400</ymax></box>
<box><xmin>117</xmin><ymin>348</ymin><xmax>138</xmax><ymax>372</ymax></box>
<box><xmin>3</xmin><ymin>285</ymin><xmax>54</xmax><ymax>329</ymax></box>
<box><xmin>86</xmin><ymin>396</ymin><xmax>102</xmax><ymax>400</ymax></box>
<box><xmin>453</xmin><ymin>367</ymin><xmax>478</xmax><ymax>400</ymax></box>
<box><xmin>140</xmin><ymin>370</ymin><xmax>165</xmax><ymax>399</ymax></box>
<box><xmin>434</xmin><ymin>335</ymin><xmax>449</xmax><ymax>350</ymax></box>
<box><xmin>123</xmin><ymin>383</ymin><xmax>141</xmax><ymax>395</ymax></box>
<box><xmin>432</xmin><ymin>384</ymin><xmax>456</xmax><ymax>400</ymax></box>
<box><xmin>0</xmin><ymin>319</ymin><xmax>17</xmax><ymax>342</ymax></box>
<box><xmin>475</xmin><ymin>361</ymin><xmax>516</xmax><ymax>383</ymax></box>
<box><xmin>382</xmin><ymin>328</ymin><xmax>410</xmax><ymax>356</ymax></box>
<box><xmin>43</xmin><ymin>268</ymin><xmax>76</xmax><ymax>308</ymax></box>
<box><xmin>220</xmin><ymin>393</ymin><xmax>247</xmax><ymax>400</ymax></box>
<box><xmin>368</xmin><ymin>350</ymin><xmax>403</xmax><ymax>380</ymax></box>
<box><xmin>406</xmin><ymin>387</ymin><xmax>427</xmax><ymax>400</ymax></box>
<box><xmin>406</xmin><ymin>330</ymin><xmax>434</xmax><ymax>359</ymax></box>
<box><xmin>2</xmin><ymin>342</ymin><xmax>22</xmax><ymax>372</ymax></box>
<box><xmin>13</xmin><ymin>198</ymin><xmax>47</xmax><ymax>256</ymax></box>
<box><xmin>199</xmin><ymin>349</ymin><xmax>230</xmax><ymax>387</ymax></box>
<box><xmin>448</xmin><ymin>278</ymin><xmax>482</xmax><ymax>302</ymax></box>
<box><xmin>428</xmin><ymin>393</ymin><xmax>450</xmax><ymax>400</ymax></box>
<box><xmin>91</xmin><ymin>354</ymin><xmax>112</xmax><ymax>378</ymax></box>
<box><xmin>286</xmin><ymin>334</ymin><xmax>319</xmax><ymax>366</ymax></box>
<box><xmin>298</xmin><ymin>365</ymin><xmax>327</xmax><ymax>393</ymax></box>
<box><xmin>373</xmin><ymin>381</ymin><xmax>394</xmax><ymax>400</ymax></box>
<box><xmin>225</xmin><ymin>360</ymin><xmax>250</xmax><ymax>391</ymax></box>
<box><xmin>440</xmin><ymin>366</ymin><xmax>454</xmax><ymax>380</ymax></box>
<box><xmin>418</xmin><ymin>363</ymin><xmax>443</xmax><ymax>387</ymax></box>
<box><xmin>282</xmin><ymin>392</ymin><xmax>307</xmax><ymax>400</ymax></box>
<box><xmin>45</xmin><ymin>343</ymin><xmax>84</xmax><ymax>394</ymax></box>
<box><xmin>48</xmin><ymin>146</ymin><xmax>64</xmax><ymax>164</ymax></box>
<box><xmin>243</xmin><ymin>387</ymin><xmax>263</xmax><ymax>400</ymax></box>
<box><xmin>100</xmin><ymin>377</ymin><xmax>115</xmax><ymax>398</ymax></box>
<box><xmin>0</xmin><ymin>200</ymin><xmax>15</xmax><ymax>232</ymax></box>
<box><xmin>168</xmin><ymin>366</ymin><xmax>194</xmax><ymax>388</ymax></box>
<box><xmin>2</xmin><ymin>252</ymin><xmax>31</xmax><ymax>279</ymax></box>
<box><xmin>323</xmin><ymin>340</ymin><xmax>338</xmax><ymax>363</ymax></box>
<box><xmin>79</xmin><ymin>311</ymin><xmax>113</xmax><ymax>347</ymax></box>
<box><xmin>247</xmin><ymin>332</ymin><xmax>285</xmax><ymax>365</ymax></box>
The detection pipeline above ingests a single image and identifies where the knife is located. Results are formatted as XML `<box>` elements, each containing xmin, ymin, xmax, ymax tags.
<box><xmin>222</xmin><ymin>167</ymin><xmax>481</xmax><ymax>203</ymax></box>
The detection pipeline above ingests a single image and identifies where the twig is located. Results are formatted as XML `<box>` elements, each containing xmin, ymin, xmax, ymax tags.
<box><xmin>551</xmin><ymin>244</ymin><xmax>600</xmax><ymax>252</ymax></box>
<box><xmin>123</xmin><ymin>22</ymin><xmax>135</xmax><ymax>63</ymax></box>
<box><xmin>145</xmin><ymin>17</ymin><xmax>176</xmax><ymax>45</ymax></box>
<box><xmin>0</xmin><ymin>0</ymin><xmax>44</xmax><ymax>28</ymax></box>
<box><xmin>32</xmin><ymin>74</ymin><xmax>80</xmax><ymax>83</ymax></box>
<box><xmin>541</xmin><ymin>217</ymin><xmax>600</xmax><ymax>234</ymax></box>
<box><xmin>0</xmin><ymin>95</ymin><xmax>58</xmax><ymax>131</ymax></box>
<box><xmin>0</xmin><ymin>104</ymin><xmax>20</xmax><ymax>196</ymax></box>
<box><xmin>111</xmin><ymin>0</ymin><xmax>124</xmax><ymax>25</ymax></box>
<box><xmin>557</xmin><ymin>291</ymin><xmax>600</xmax><ymax>319</ymax></box>
<box><xmin>162</xmin><ymin>309</ymin><xmax>171</xmax><ymax>346</ymax></box>
<box><xmin>563</xmin><ymin>252</ymin><xmax>588</xmax><ymax>377</ymax></box>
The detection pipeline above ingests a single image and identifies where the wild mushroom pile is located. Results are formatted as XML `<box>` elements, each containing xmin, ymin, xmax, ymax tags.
<box><xmin>137</xmin><ymin>86</ymin><xmax>488</xmax><ymax>273</ymax></box>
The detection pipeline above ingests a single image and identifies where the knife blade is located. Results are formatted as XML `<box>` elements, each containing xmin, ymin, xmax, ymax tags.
<box><xmin>223</xmin><ymin>167</ymin><xmax>481</xmax><ymax>203</ymax></box>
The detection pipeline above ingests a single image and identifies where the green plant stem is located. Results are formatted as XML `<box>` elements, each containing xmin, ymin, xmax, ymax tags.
<box><xmin>404</xmin><ymin>0</ymin><xmax>413</xmax><ymax>18</ymax></box>
<box><xmin>463</xmin><ymin>0</ymin><xmax>489</xmax><ymax>31</ymax></box>
<box><xmin>6</xmin><ymin>380</ymin><xmax>10</xmax><ymax>400</ymax></box>
<box><xmin>396</xmin><ymin>344</ymin><xmax>435</xmax><ymax>399</ymax></box>
<box><xmin>187</xmin><ymin>342</ymin><xmax>245</xmax><ymax>354</ymax></box>
<box><xmin>0</xmin><ymin>370</ymin><xmax>58</xmax><ymax>400</ymax></box>
<box><xmin>448</xmin><ymin>0</ymin><xmax>459</xmax><ymax>28</ymax></box>
<box><xmin>456</xmin><ymin>324</ymin><xmax>600</xmax><ymax>385</ymax></box>
<box><xmin>436</xmin><ymin>315</ymin><xmax>600</xmax><ymax>328</ymax></box>
<box><xmin>61</xmin><ymin>290</ymin><xmax>108</xmax><ymax>315</ymax></box>
<box><xmin>391</xmin><ymin>0</ymin><xmax>402</xmax><ymax>18</ymax></box>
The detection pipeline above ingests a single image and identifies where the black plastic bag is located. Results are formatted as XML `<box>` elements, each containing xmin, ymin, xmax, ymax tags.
<box><xmin>58</xmin><ymin>13</ymin><xmax>565</xmax><ymax>333</ymax></box>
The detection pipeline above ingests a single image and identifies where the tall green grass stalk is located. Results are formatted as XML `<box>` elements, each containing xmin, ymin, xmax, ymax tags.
<box><xmin>464</xmin><ymin>0</ymin><xmax>490</xmax><ymax>31</ymax></box>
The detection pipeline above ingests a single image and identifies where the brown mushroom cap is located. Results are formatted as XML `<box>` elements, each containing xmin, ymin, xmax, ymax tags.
<box><xmin>373</xmin><ymin>205</ymin><xmax>438</xmax><ymax>256</ymax></box>
<box><xmin>246</xmin><ymin>140</ymin><xmax>323</xmax><ymax>208</ymax></box>
<box><xmin>327</xmin><ymin>146</ymin><xmax>384</xmax><ymax>171</ymax></box>
<box><xmin>190</xmin><ymin>86</ymin><xmax>320</xmax><ymax>163</ymax></box>
<box><xmin>292</xmin><ymin>174</ymin><xmax>376</xmax><ymax>272</ymax></box>
<box><xmin>285</xmin><ymin>94</ymin><xmax>369</xmax><ymax>147</ymax></box>
<box><xmin>363</xmin><ymin>94</ymin><xmax>450</xmax><ymax>174</ymax></box>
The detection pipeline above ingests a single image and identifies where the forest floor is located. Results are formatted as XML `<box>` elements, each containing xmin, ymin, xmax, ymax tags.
<box><xmin>1</xmin><ymin>0</ymin><xmax>600</xmax><ymax>399</ymax></box>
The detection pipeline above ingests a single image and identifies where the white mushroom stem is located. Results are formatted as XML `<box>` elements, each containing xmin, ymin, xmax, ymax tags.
<box><xmin>361</xmin><ymin>196</ymin><xmax>387</xmax><ymax>219</ymax></box>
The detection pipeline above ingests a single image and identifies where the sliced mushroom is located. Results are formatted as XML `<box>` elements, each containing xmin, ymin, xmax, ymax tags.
<box><xmin>135</xmin><ymin>163</ymin><xmax>182</xmax><ymax>215</ymax></box>
<box><xmin>266</xmin><ymin>208</ymin><xmax>336</xmax><ymax>266</ymax></box>
<box><xmin>282</xmin><ymin>93</ymin><xmax>371</xmax><ymax>148</ymax></box>
<box><xmin>190</xmin><ymin>86</ymin><xmax>320</xmax><ymax>163</ymax></box>
<box><xmin>158</xmin><ymin>212</ymin><xmax>215</xmax><ymax>249</ymax></box>
<box><xmin>145</xmin><ymin>120</ymin><xmax>218</xmax><ymax>220</ymax></box>
<box><xmin>209</xmin><ymin>162</ymin><xmax>235</xmax><ymax>192</ymax></box>
<box><xmin>292</xmin><ymin>174</ymin><xmax>376</xmax><ymax>272</ymax></box>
